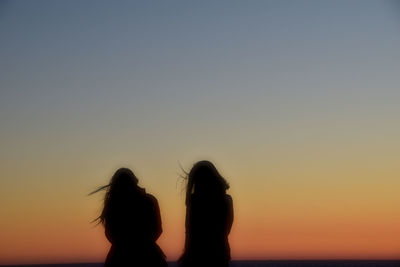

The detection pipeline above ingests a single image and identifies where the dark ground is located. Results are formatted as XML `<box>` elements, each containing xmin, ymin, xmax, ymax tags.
<box><xmin>2</xmin><ymin>261</ymin><xmax>400</xmax><ymax>267</ymax></box>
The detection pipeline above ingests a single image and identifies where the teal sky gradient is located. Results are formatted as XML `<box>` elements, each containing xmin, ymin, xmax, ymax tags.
<box><xmin>2</xmin><ymin>0</ymin><xmax>399</xmax><ymax>163</ymax></box>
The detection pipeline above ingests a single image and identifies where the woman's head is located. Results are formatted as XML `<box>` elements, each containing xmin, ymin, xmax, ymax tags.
<box><xmin>91</xmin><ymin>167</ymin><xmax>139</xmax><ymax>224</ymax></box>
<box><xmin>108</xmin><ymin>167</ymin><xmax>138</xmax><ymax>194</ymax></box>
<box><xmin>185</xmin><ymin>160</ymin><xmax>229</xmax><ymax>204</ymax></box>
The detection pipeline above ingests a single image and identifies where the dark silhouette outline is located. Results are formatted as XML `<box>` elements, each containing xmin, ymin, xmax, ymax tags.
<box><xmin>90</xmin><ymin>168</ymin><xmax>167</xmax><ymax>267</ymax></box>
<box><xmin>179</xmin><ymin>161</ymin><xmax>234</xmax><ymax>267</ymax></box>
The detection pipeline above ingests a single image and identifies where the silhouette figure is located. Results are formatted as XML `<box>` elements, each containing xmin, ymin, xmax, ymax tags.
<box><xmin>90</xmin><ymin>168</ymin><xmax>167</xmax><ymax>267</ymax></box>
<box><xmin>179</xmin><ymin>161</ymin><xmax>234</xmax><ymax>267</ymax></box>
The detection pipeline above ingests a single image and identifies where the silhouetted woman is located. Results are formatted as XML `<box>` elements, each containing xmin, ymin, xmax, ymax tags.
<box><xmin>91</xmin><ymin>168</ymin><xmax>167</xmax><ymax>267</ymax></box>
<box><xmin>179</xmin><ymin>161</ymin><xmax>234</xmax><ymax>267</ymax></box>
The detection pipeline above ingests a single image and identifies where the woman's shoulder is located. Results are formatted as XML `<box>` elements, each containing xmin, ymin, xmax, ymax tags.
<box><xmin>144</xmin><ymin>192</ymin><xmax>159</xmax><ymax>206</ymax></box>
<box><xmin>225</xmin><ymin>194</ymin><xmax>233</xmax><ymax>204</ymax></box>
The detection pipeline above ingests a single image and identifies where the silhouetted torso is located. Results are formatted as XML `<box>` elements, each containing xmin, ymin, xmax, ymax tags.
<box><xmin>181</xmin><ymin>193</ymin><xmax>233</xmax><ymax>267</ymax></box>
<box><xmin>104</xmin><ymin>187</ymin><xmax>166</xmax><ymax>267</ymax></box>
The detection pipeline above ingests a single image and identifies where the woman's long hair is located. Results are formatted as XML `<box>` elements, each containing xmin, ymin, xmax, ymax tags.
<box><xmin>90</xmin><ymin>168</ymin><xmax>139</xmax><ymax>225</ymax></box>
<box><xmin>184</xmin><ymin>161</ymin><xmax>229</xmax><ymax>206</ymax></box>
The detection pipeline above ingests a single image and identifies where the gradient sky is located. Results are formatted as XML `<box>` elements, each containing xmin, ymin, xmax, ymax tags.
<box><xmin>1</xmin><ymin>0</ymin><xmax>400</xmax><ymax>264</ymax></box>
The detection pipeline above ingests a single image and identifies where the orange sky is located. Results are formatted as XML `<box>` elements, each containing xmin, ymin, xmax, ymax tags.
<box><xmin>1</xmin><ymin>154</ymin><xmax>399</xmax><ymax>264</ymax></box>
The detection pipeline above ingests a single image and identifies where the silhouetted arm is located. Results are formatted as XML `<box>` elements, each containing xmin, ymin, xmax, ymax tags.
<box><xmin>105</xmin><ymin>225</ymin><xmax>113</xmax><ymax>243</ymax></box>
<box><xmin>148</xmin><ymin>194</ymin><xmax>163</xmax><ymax>241</ymax></box>
<box><xmin>226</xmin><ymin>194</ymin><xmax>234</xmax><ymax>235</ymax></box>
<box><xmin>179</xmin><ymin>201</ymin><xmax>192</xmax><ymax>262</ymax></box>
<box><xmin>184</xmin><ymin>202</ymin><xmax>191</xmax><ymax>249</ymax></box>
<box><xmin>104</xmin><ymin>210</ymin><xmax>124</xmax><ymax>244</ymax></box>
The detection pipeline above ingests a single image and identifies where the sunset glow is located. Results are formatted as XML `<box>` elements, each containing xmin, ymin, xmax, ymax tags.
<box><xmin>1</xmin><ymin>0</ymin><xmax>399</xmax><ymax>265</ymax></box>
